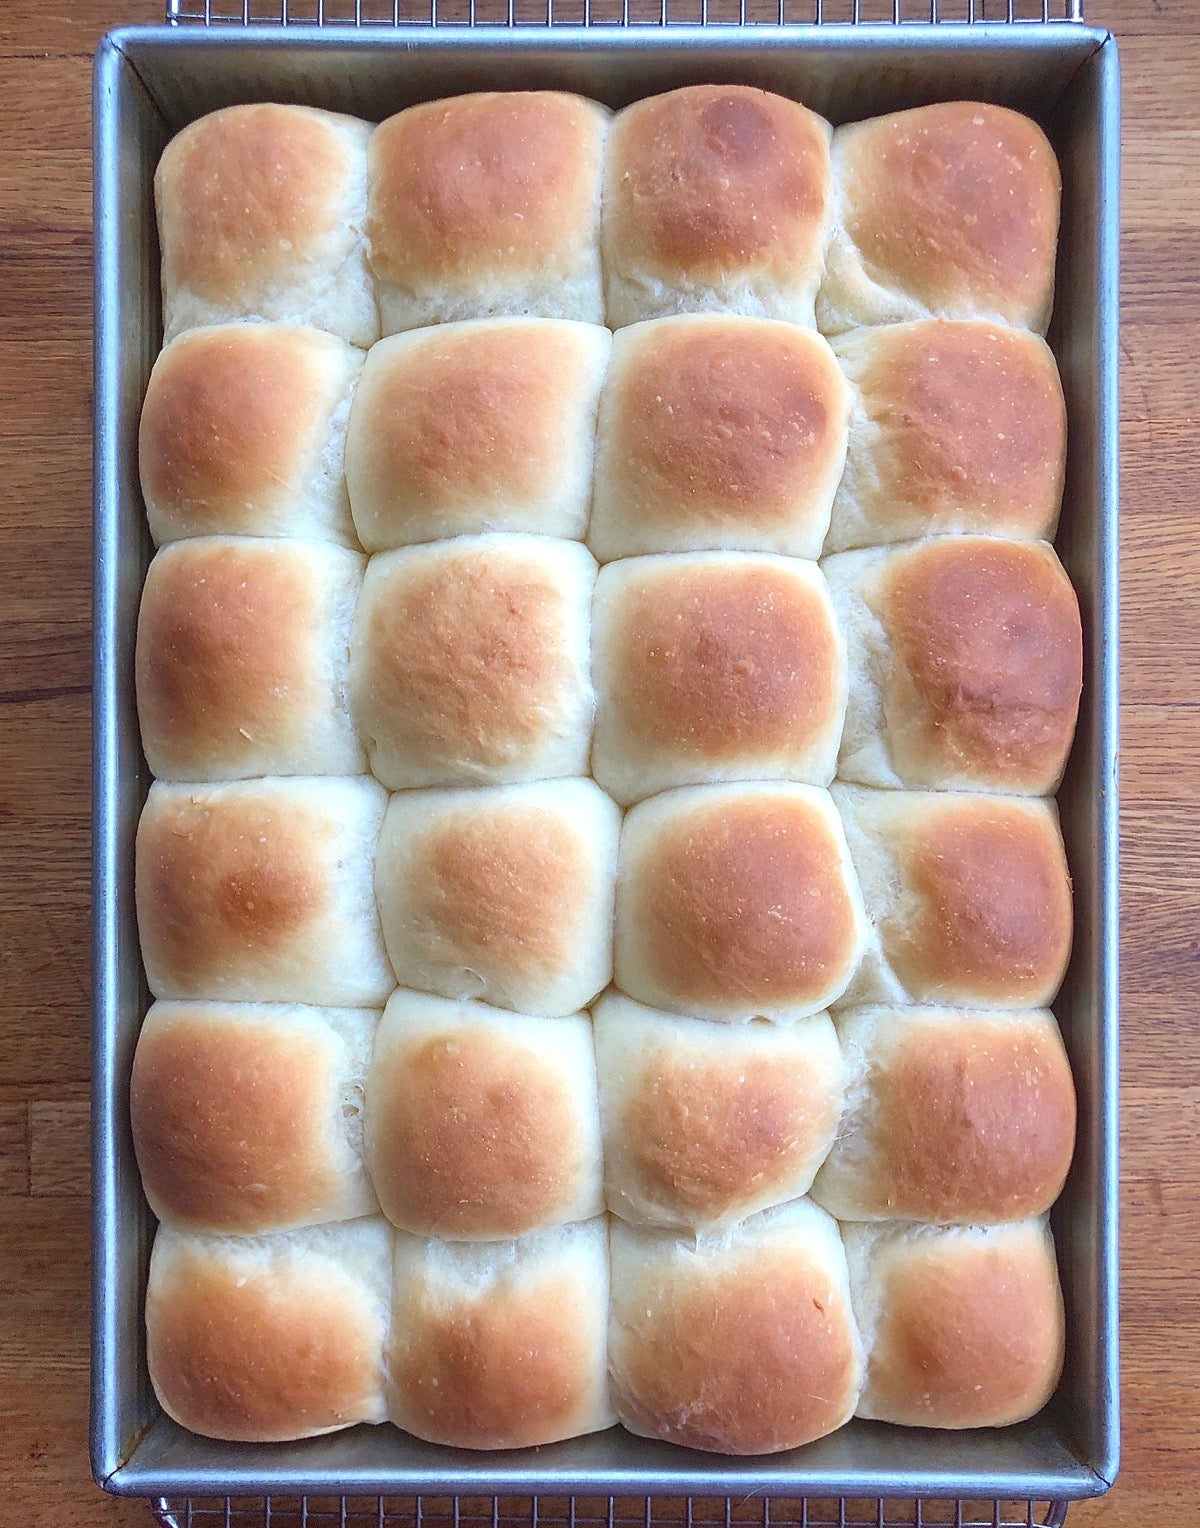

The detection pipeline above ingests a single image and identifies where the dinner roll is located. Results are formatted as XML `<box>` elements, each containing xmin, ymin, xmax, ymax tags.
<box><xmin>351</xmin><ymin>535</ymin><xmax>596</xmax><ymax>790</ymax></box>
<box><xmin>594</xmin><ymin>993</ymin><xmax>844</xmax><ymax>1229</ymax></box>
<box><xmin>136</xmin><ymin>537</ymin><xmax>365</xmax><ymax>783</ymax></box>
<box><xmin>146</xmin><ymin>1218</ymin><xmax>392</xmax><ymax>1442</ymax></box>
<box><xmin>156</xmin><ymin>104</ymin><xmax>376</xmax><ymax>346</ymax></box>
<box><xmin>819</xmin><ymin>103</ymin><xmax>1061</xmax><ymax>335</ymax></box>
<box><xmin>375</xmin><ymin>779</ymin><xmax>619</xmax><ymax>1018</ymax></box>
<box><xmin>615</xmin><ymin>784</ymin><xmax>867</xmax><ymax>1022</ymax></box>
<box><xmin>609</xmin><ymin>1200</ymin><xmax>863</xmax><ymax>1454</ymax></box>
<box><xmin>813</xmin><ymin>1006</ymin><xmax>1076</xmax><ymax>1224</ymax></box>
<box><xmin>346</xmin><ymin>320</ymin><xmax>609</xmax><ymax>553</ymax></box>
<box><xmin>136</xmin><ymin>777</ymin><xmax>392</xmax><ymax>1007</ymax></box>
<box><xmin>388</xmin><ymin>1219</ymin><xmax>613</xmax><ymax>1448</ymax></box>
<box><xmin>139</xmin><ymin>324</ymin><xmax>362</xmax><ymax>548</ymax></box>
<box><xmin>602</xmin><ymin>87</ymin><xmax>832</xmax><ymax>328</ymax></box>
<box><xmin>844</xmin><ymin>1219</ymin><xmax>1065</xmax><ymax>1427</ymax></box>
<box><xmin>131</xmin><ymin>1001</ymin><xmax>379</xmax><ymax>1235</ymax></box>
<box><xmin>365</xmin><ymin>990</ymin><xmax>603</xmax><ymax>1240</ymax></box>
<box><xmin>826</xmin><ymin>538</ymin><xmax>1083</xmax><ymax>795</ymax></box>
<box><xmin>368</xmin><ymin>92</ymin><xmax>608</xmax><ymax>334</ymax></box>
<box><xmin>833</xmin><ymin>785</ymin><xmax>1072</xmax><ymax>1010</ymax></box>
<box><xmin>828</xmin><ymin>320</ymin><xmax>1067</xmax><ymax>551</ymax></box>
<box><xmin>591</xmin><ymin>554</ymin><xmax>846</xmax><ymax>805</ymax></box>
<box><xmin>589</xmin><ymin>317</ymin><xmax>849</xmax><ymax>563</ymax></box>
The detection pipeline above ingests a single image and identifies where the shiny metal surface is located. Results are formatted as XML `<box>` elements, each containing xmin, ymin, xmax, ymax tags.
<box><xmin>92</xmin><ymin>21</ymin><xmax>1120</xmax><ymax>1505</ymax></box>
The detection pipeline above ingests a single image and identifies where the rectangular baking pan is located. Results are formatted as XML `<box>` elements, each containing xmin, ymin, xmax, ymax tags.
<box><xmin>92</xmin><ymin>20</ymin><xmax>1120</xmax><ymax>1503</ymax></box>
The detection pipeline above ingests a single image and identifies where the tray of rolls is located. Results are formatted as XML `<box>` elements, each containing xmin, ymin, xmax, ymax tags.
<box><xmin>91</xmin><ymin>20</ymin><xmax>1120</xmax><ymax>1506</ymax></box>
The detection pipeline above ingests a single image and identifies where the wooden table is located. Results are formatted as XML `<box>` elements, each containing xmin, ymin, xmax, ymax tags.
<box><xmin>1</xmin><ymin>1</ymin><xmax>1194</xmax><ymax>1522</ymax></box>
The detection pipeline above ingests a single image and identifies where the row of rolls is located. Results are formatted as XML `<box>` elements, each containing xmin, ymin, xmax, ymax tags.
<box><xmin>149</xmin><ymin>1201</ymin><xmax>1064</xmax><ymax>1453</ymax></box>
<box><xmin>155</xmin><ymin>90</ymin><xmax>1061</xmax><ymax>347</ymax></box>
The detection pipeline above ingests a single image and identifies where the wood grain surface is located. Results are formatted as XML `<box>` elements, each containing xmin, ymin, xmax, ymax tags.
<box><xmin>0</xmin><ymin>1</ymin><xmax>1193</xmax><ymax>1523</ymax></box>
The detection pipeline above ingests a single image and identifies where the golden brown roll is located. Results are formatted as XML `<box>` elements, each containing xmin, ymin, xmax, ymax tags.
<box><xmin>608</xmin><ymin>1200</ymin><xmax>863</xmax><ymax>1454</ymax></box>
<box><xmin>345</xmin><ymin>318</ymin><xmax>610</xmax><ymax>552</ymax></box>
<box><xmin>843</xmin><ymin>1219</ymin><xmax>1066</xmax><ymax>1428</ymax></box>
<box><xmin>146</xmin><ymin>1218</ymin><xmax>392</xmax><ymax>1442</ymax></box>
<box><xmin>365</xmin><ymin>990</ymin><xmax>604</xmax><ymax>1240</ymax></box>
<box><xmin>594</xmin><ymin>992</ymin><xmax>844</xmax><ymax>1229</ymax></box>
<box><xmin>388</xmin><ymin>1219</ymin><xmax>614</xmax><ymax>1448</ymax></box>
<box><xmin>602</xmin><ymin>87</ymin><xmax>833</xmax><ymax>328</ymax></box>
<box><xmin>375</xmin><ymin>779</ymin><xmax>619</xmax><ymax>1018</ymax></box>
<box><xmin>351</xmin><ymin>534</ymin><xmax>596</xmax><ymax>790</ymax></box>
<box><xmin>135</xmin><ymin>537</ymin><xmax>365</xmax><ymax>782</ymax></box>
<box><xmin>833</xmin><ymin>784</ymin><xmax>1073</xmax><ymax>1010</ymax></box>
<box><xmin>828</xmin><ymin>319</ymin><xmax>1067</xmax><ymax>551</ymax></box>
<box><xmin>135</xmin><ymin>777</ymin><xmax>393</xmax><ymax>1008</ymax></box>
<box><xmin>589</xmin><ymin>315</ymin><xmax>848</xmax><ymax>563</ymax></box>
<box><xmin>614</xmin><ymin>783</ymin><xmax>867</xmax><ymax>1022</ymax></box>
<box><xmin>156</xmin><ymin>105</ymin><xmax>376</xmax><ymax>346</ymax></box>
<box><xmin>368</xmin><ymin>92</ymin><xmax>608</xmax><ymax>334</ymax></box>
<box><xmin>825</xmin><ymin>537</ymin><xmax>1083</xmax><ymax>795</ymax></box>
<box><xmin>138</xmin><ymin>324</ymin><xmax>362</xmax><ymax>548</ymax></box>
<box><xmin>819</xmin><ymin>103</ymin><xmax>1061</xmax><ymax>335</ymax></box>
<box><xmin>591</xmin><ymin>553</ymin><xmax>846</xmax><ymax>805</ymax></box>
<box><xmin>813</xmin><ymin>1006</ymin><xmax>1076</xmax><ymax>1224</ymax></box>
<box><xmin>131</xmin><ymin>1000</ymin><xmax>379</xmax><ymax>1235</ymax></box>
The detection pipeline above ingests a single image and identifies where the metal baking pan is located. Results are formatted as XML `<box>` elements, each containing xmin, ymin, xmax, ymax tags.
<box><xmin>92</xmin><ymin>18</ymin><xmax>1120</xmax><ymax>1505</ymax></box>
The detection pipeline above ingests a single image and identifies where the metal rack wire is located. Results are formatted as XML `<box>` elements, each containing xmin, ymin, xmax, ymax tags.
<box><xmin>165</xmin><ymin>0</ymin><xmax>1085</xmax><ymax>27</ymax></box>
<box><xmin>148</xmin><ymin>1</ymin><xmax>1080</xmax><ymax>1523</ymax></box>
<box><xmin>152</xmin><ymin>1497</ymin><xmax>1071</xmax><ymax>1527</ymax></box>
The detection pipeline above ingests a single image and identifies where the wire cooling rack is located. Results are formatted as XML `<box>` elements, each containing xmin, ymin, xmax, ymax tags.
<box><xmin>152</xmin><ymin>1497</ymin><xmax>1071</xmax><ymax>1527</ymax></box>
<box><xmin>165</xmin><ymin>0</ymin><xmax>1085</xmax><ymax>27</ymax></box>
<box><xmin>149</xmin><ymin>2</ymin><xmax>1079</xmax><ymax>1524</ymax></box>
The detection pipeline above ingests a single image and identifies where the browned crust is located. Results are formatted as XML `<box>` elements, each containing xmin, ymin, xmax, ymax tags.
<box><xmin>623</xmin><ymin>792</ymin><xmax>859</xmax><ymax>1012</ymax></box>
<box><xmin>615</xmin><ymin>1244</ymin><xmax>859</xmax><ymax>1453</ymax></box>
<box><xmin>896</xmin><ymin>802</ymin><xmax>1073</xmax><ymax>1003</ymax></box>
<box><xmin>622</xmin><ymin>1043</ymin><xmax>841</xmax><ymax>1221</ymax></box>
<box><xmin>881</xmin><ymin>539</ymin><xmax>1082</xmax><ymax>789</ymax></box>
<box><xmin>158</xmin><ymin>105</ymin><xmax>355</xmax><ymax>301</ymax></box>
<box><xmin>147</xmin><ymin>1242</ymin><xmax>382</xmax><ymax>1442</ymax></box>
<box><xmin>391</xmin><ymin>1265</ymin><xmax>601</xmax><ymax>1449</ymax></box>
<box><xmin>604</xmin><ymin>319</ymin><xmax>845</xmax><ymax>532</ymax></box>
<box><xmin>869</xmin><ymin>1016</ymin><xmax>1077</xmax><ymax>1221</ymax></box>
<box><xmin>855</xmin><ymin>321</ymin><xmax>1066</xmax><ymax>536</ymax></box>
<box><xmin>369</xmin><ymin>93</ymin><xmax>603</xmax><ymax>285</ymax></box>
<box><xmin>356</xmin><ymin>546</ymin><xmax>581</xmax><ymax>777</ymax></box>
<box><xmin>406</xmin><ymin>809</ymin><xmax>585</xmax><ymax>986</ymax></box>
<box><xmin>135</xmin><ymin>542</ymin><xmax>325</xmax><ymax>770</ymax></box>
<box><xmin>602</xmin><ymin>558</ymin><xmax>841</xmax><ymax>765</ymax></box>
<box><xmin>351</xmin><ymin>325</ymin><xmax>584</xmax><ymax>524</ymax></box>
<box><xmin>135</xmin><ymin>788</ymin><xmax>330</xmax><ymax>993</ymax></box>
<box><xmin>842</xmin><ymin>103</ymin><xmax>1060</xmax><ymax>324</ymax></box>
<box><xmin>607</xmin><ymin>87</ymin><xmax>830</xmax><ymax>282</ymax></box>
<box><xmin>369</xmin><ymin>1025</ymin><xmax>580</xmax><ymax>1237</ymax></box>
<box><xmin>867</xmin><ymin>1227</ymin><xmax>1065</xmax><ymax>1426</ymax></box>
<box><xmin>131</xmin><ymin>1007</ymin><xmax>343</xmax><ymax>1232</ymax></box>
<box><xmin>138</xmin><ymin>327</ymin><xmax>336</xmax><ymax>529</ymax></box>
